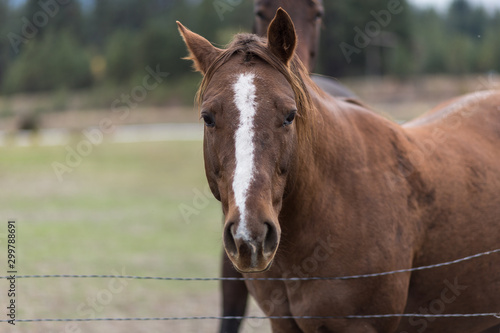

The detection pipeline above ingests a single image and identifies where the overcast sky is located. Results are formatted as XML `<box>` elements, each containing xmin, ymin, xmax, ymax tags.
<box><xmin>409</xmin><ymin>0</ymin><xmax>500</xmax><ymax>11</ymax></box>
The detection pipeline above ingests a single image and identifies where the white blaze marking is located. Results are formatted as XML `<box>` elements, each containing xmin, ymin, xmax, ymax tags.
<box><xmin>232</xmin><ymin>72</ymin><xmax>258</xmax><ymax>241</ymax></box>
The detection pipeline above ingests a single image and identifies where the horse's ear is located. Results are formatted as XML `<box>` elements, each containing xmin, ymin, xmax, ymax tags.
<box><xmin>177</xmin><ymin>21</ymin><xmax>223</xmax><ymax>75</ymax></box>
<box><xmin>267</xmin><ymin>8</ymin><xmax>297</xmax><ymax>66</ymax></box>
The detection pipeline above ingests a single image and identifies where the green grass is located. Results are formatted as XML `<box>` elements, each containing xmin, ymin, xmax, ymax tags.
<box><xmin>0</xmin><ymin>140</ymin><xmax>237</xmax><ymax>332</ymax></box>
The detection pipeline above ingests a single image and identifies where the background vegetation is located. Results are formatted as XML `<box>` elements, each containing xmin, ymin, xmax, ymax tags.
<box><xmin>0</xmin><ymin>0</ymin><xmax>499</xmax><ymax>105</ymax></box>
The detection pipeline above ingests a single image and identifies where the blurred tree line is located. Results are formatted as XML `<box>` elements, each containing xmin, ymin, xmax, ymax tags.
<box><xmin>0</xmin><ymin>0</ymin><xmax>499</xmax><ymax>97</ymax></box>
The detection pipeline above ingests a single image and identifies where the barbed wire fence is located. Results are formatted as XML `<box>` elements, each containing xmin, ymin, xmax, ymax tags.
<box><xmin>1</xmin><ymin>248</ymin><xmax>500</xmax><ymax>323</ymax></box>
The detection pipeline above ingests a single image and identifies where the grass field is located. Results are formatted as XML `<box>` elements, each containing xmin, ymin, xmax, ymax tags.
<box><xmin>0</xmin><ymin>140</ymin><xmax>271</xmax><ymax>333</ymax></box>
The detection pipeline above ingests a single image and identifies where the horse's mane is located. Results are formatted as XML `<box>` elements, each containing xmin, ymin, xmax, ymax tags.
<box><xmin>196</xmin><ymin>33</ymin><xmax>319</xmax><ymax>150</ymax></box>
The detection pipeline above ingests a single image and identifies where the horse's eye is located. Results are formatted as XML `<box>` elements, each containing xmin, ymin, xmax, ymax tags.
<box><xmin>283</xmin><ymin>110</ymin><xmax>297</xmax><ymax>127</ymax></box>
<box><xmin>315</xmin><ymin>11</ymin><xmax>323</xmax><ymax>20</ymax></box>
<box><xmin>201</xmin><ymin>113</ymin><xmax>215</xmax><ymax>128</ymax></box>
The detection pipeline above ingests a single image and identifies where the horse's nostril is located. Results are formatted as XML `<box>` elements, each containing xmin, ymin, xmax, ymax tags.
<box><xmin>224</xmin><ymin>223</ymin><xmax>238</xmax><ymax>256</ymax></box>
<box><xmin>263</xmin><ymin>222</ymin><xmax>278</xmax><ymax>255</ymax></box>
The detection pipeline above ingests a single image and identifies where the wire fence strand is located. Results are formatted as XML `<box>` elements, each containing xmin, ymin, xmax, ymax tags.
<box><xmin>1</xmin><ymin>313</ymin><xmax>500</xmax><ymax>323</ymax></box>
<box><xmin>2</xmin><ymin>248</ymin><xmax>499</xmax><ymax>281</ymax></box>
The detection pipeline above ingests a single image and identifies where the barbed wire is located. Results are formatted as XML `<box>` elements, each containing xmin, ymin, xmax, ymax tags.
<box><xmin>2</xmin><ymin>248</ymin><xmax>499</xmax><ymax>281</ymax></box>
<box><xmin>1</xmin><ymin>312</ymin><xmax>499</xmax><ymax>323</ymax></box>
<box><xmin>1</xmin><ymin>248</ymin><xmax>499</xmax><ymax>324</ymax></box>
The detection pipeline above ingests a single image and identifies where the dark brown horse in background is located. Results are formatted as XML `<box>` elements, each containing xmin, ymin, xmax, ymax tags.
<box><xmin>178</xmin><ymin>8</ymin><xmax>500</xmax><ymax>333</ymax></box>
<box><xmin>254</xmin><ymin>0</ymin><xmax>356</xmax><ymax>98</ymax></box>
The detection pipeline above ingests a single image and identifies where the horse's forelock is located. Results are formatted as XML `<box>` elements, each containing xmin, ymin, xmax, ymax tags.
<box><xmin>196</xmin><ymin>33</ymin><xmax>318</xmax><ymax>155</ymax></box>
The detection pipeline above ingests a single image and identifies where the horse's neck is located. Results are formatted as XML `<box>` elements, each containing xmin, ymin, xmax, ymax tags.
<box><xmin>289</xmin><ymin>86</ymin><xmax>413</xmax><ymax>209</ymax></box>
<box><xmin>312</xmin><ymin>86</ymin><xmax>400</xmax><ymax>160</ymax></box>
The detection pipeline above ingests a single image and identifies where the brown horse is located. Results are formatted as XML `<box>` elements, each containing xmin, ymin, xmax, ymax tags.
<box><xmin>178</xmin><ymin>8</ymin><xmax>500</xmax><ymax>333</ymax></box>
<box><xmin>253</xmin><ymin>0</ymin><xmax>356</xmax><ymax>98</ymax></box>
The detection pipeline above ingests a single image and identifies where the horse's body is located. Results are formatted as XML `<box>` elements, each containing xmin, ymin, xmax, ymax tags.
<box><xmin>243</xmin><ymin>89</ymin><xmax>500</xmax><ymax>332</ymax></box>
<box><xmin>178</xmin><ymin>9</ymin><xmax>500</xmax><ymax>333</ymax></box>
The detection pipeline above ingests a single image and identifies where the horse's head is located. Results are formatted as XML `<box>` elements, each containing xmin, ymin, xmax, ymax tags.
<box><xmin>253</xmin><ymin>0</ymin><xmax>323</xmax><ymax>72</ymax></box>
<box><xmin>178</xmin><ymin>9</ymin><xmax>313</xmax><ymax>273</ymax></box>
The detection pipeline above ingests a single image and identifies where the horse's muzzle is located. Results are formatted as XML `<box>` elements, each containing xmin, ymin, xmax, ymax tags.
<box><xmin>223</xmin><ymin>221</ymin><xmax>279</xmax><ymax>273</ymax></box>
